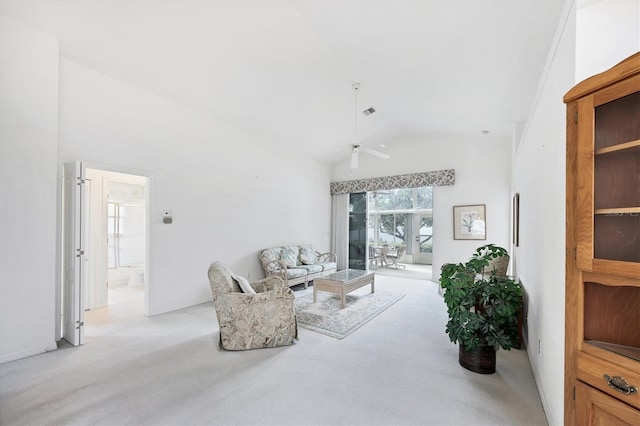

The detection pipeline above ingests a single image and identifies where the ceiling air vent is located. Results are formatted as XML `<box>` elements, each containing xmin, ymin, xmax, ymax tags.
<box><xmin>362</xmin><ymin>107</ymin><xmax>376</xmax><ymax>116</ymax></box>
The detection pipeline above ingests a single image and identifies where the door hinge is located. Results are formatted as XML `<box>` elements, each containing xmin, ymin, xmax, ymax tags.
<box><xmin>76</xmin><ymin>321</ymin><xmax>84</xmax><ymax>329</ymax></box>
<box><xmin>573</xmin><ymin>247</ymin><xmax>577</xmax><ymax>260</ymax></box>
<box><xmin>574</xmin><ymin>111</ymin><xmax>578</xmax><ymax>124</ymax></box>
<box><xmin>76</xmin><ymin>177</ymin><xmax>86</xmax><ymax>185</ymax></box>
<box><xmin>76</xmin><ymin>249</ymin><xmax>85</xmax><ymax>257</ymax></box>
<box><xmin>573</xmin><ymin>386</ymin><xmax>576</xmax><ymax>401</ymax></box>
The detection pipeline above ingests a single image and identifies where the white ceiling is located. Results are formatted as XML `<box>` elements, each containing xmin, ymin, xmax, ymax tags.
<box><xmin>0</xmin><ymin>0</ymin><xmax>566</xmax><ymax>164</ymax></box>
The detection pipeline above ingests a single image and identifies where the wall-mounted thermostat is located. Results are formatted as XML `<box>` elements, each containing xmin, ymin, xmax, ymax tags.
<box><xmin>163</xmin><ymin>210</ymin><xmax>173</xmax><ymax>224</ymax></box>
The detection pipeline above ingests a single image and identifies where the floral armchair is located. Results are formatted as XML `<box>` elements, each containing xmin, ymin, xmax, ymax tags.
<box><xmin>207</xmin><ymin>261</ymin><xmax>298</xmax><ymax>350</ymax></box>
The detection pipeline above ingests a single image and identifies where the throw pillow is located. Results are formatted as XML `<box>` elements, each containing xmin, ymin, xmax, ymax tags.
<box><xmin>281</xmin><ymin>246</ymin><xmax>299</xmax><ymax>268</ymax></box>
<box><xmin>260</xmin><ymin>247</ymin><xmax>282</xmax><ymax>264</ymax></box>
<box><xmin>299</xmin><ymin>245</ymin><xmax>318</xmax><ymax>265</ymax></box>
<box><xmin>233</xmin><ymin>274</ymin><xmax>256</xmax><ymax>294</ymax></box>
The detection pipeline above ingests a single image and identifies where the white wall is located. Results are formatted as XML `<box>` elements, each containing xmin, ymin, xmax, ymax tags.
<box><xmin>331</xmin><ymin>134</ymin><xmax>513</xmax><ymax>281</ymax></box>
<box><xmin>1</xmin><ymin>19</ymin><xmax>332</xmax><ymax>362</ymax></box>
<box><xmin>58</xmin><ymin>59</ymin><xmax>332</xmax><ymax>315</ymax></box>
<box><xmin>513</xmin><ymin>3</ymin><xmax>575</xmax><ymax>423</ymax></box>
<box><xmin>0</xmin><ymin>17</ymin><xmax>59</xmax><ymax>363</ymax></box>
<box><xmin>576</xmin><ymin>0</ymin><xmax>640</xmax><ymax>82</ymax></box>
<box><xmin>516</xmin><ymin>1</ymin><xmax>640</xmax><ymax>424</ymax></box>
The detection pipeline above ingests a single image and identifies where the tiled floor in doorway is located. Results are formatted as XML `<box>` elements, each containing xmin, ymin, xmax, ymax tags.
<box><xmin>84</xmin><ymin>284</ymin><xmax>145</xmax><ymax>328</ymax></box>
<box><xmin>371</xmin><ymin>263</ymin><xmax>433</xmax><ymax>280</ymax></box>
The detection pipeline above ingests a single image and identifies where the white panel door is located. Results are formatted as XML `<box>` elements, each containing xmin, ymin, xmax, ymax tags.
<box><xmin>63</xmin><ymin>161</ymin><xmax>85</xmax><ymax>346</ymax></box>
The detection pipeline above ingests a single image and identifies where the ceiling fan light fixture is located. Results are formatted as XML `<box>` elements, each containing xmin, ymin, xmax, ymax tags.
<box><xmin>350</xmin><ymin>147</ymin><xmax>359</xmax><ymax>170</ymax></box>
<box><xmin>346</xmin><ymin>83</ymin><xmax>390</xmax><ymax>171</ymax></box>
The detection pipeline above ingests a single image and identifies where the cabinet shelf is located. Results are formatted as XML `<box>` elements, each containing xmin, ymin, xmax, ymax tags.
<box><xmin>583</xmin><ymin>281</ymin><xmax>639</xmax><ymax>351</ymax></box>
<box><xmin>586</xmin><ymin>340</ymin><xmax>640</xmax><ymax>362</ymax></box>
<box><xmin>595</xmin><ymin>139</ymin><xmax>640</xmax><ymax>155</ymax></box>
<box><xmin>595</xmin><ymin>207</ymin><xmax>640</xmax><ymax>215</ymax></box>
<box><xmin>594</xmin><ymin>144</ymin><xmax>640</xmax><ymax>210</ymax></box>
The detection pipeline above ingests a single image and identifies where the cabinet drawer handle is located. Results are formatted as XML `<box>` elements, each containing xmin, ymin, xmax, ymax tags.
<box><xmin>603</xmin><ymin>374</ymin><xmax>638</xmax><ymax>395</ymax></box>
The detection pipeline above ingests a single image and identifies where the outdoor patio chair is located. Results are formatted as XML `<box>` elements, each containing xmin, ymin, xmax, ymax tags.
<box><xmin>369</xmin><ymin>245</ymin><xmax>382</xmax><ymax>268</ymax></box>
<box><xmin>385</xmin><ymin>245</ymin><xmax>406</xmax><ymax>269</ymax></box>
<box><xmin>379</xmin><ymin>244</ymin><xmax>390</xmax><ymax>268</ymax></box>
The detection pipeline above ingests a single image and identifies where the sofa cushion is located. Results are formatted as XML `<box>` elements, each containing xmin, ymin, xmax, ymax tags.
<box><xmin>281</xmin><ymin>246</ymin><xmax>299</xmax><ymax>268</ymax></box>
<box><xmin>295</xmin><ymin>264</ymin><xmax>323</xmax><ymax>274</ymax></box>
<box><xmin>318</xmin><ymin>262</ymin><xmax>337</xmax><ymax>272</ymax></box>
<box><xmin>232</xmin><ymin>274</ymin><xmax>256</xmax><ymax>295</ymax></box>
<box><xmin>260</xmin><ymin>247</ymin><xmax>282</xmax><ymax>265</ymax></box>
<box><xmin>298</xmin><ymin>245</ymin><xmax>319</xmax><ymax>265</ymax></box>
<box><xmin>286</xmin><ymin>268</ymin><xmax>307</xmax><ymax>279</ymax></box>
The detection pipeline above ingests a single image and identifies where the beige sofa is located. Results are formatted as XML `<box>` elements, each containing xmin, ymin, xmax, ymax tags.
<box><xmin>258</xmin><ymin>245</ymin><xmax>337</xmax><ymax>288</ymax></box>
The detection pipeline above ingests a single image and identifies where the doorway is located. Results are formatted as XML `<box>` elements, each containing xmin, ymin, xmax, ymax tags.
<box><xmin>61</xmin><ymin>162</ymin><xmax>150</xmax><ymax>346</ymax></box>
<box><xmin>364</xmin><ymin>187</ymin><xmax>434</xmax><ymax>278</ymax></box>
<box><xmin>84</xmin><ymin>169</ymin><xmax>147</xmax><ymax>318</ymax></box>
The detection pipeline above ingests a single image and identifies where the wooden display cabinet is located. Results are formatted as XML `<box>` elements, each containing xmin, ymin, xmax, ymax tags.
<box><xmin>576</xmin><ymin>382</ymin><xmax>640</xmax><ymax>426</ymax></box>
<box><xmin>565</xmin><ymin>52</ymin><xmax>640</xmax><ymax>425</ymax></box>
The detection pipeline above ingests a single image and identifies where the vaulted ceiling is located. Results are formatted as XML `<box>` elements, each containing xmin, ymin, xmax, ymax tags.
<box><xmin>0</xmin><ymin>0</ymin><xmax>566</xmax><ymax>163</ymax></box>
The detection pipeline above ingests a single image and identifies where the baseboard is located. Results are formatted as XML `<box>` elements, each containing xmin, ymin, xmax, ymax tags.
<box><xmin>148</xmin><ymin>296</ymin><xmax>212</xmax><ymax>316</ymax></box>
<box><xmin>526</xmin><ymin>347</ymin><xmax>554</xmax><ymax>426</ymax></box>
<box><xmin>0</xmin><ymin>340</ymin><xmax>57</xmax><ymax>364</ymax></box>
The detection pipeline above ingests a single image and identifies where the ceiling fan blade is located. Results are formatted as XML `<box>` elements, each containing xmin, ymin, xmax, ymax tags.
<box><xmin>362</xmin><ymin>147</ymin><xmax>390</xmax><ymax>160</ymax></box>
<box><xmin>350</xmin><ymin>150</ymin><xmax>359</xmax><ymax>169</ymax></box>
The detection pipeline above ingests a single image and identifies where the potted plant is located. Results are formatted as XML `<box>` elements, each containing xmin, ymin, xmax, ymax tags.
<box><xmin>440</xmin><ymin>244</ymin><xmax>523</xmax><ymax>374</ymax></box>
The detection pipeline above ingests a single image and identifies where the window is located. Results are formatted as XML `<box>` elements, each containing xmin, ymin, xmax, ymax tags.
<box><xmin>107</xmin><ymin>202</ymin><xmax>146</xmax><ymax>269</ymax></box>
<box><xmin>368</xmin><ymin>187</ymin><xmax>433</xmax><ymax>249</ymax></box>
<box><xmin>416</xmin><ymin>187</ymin><xmax>433</xmax><ymax>209</ymax></box>
<box><xmin>368</xmin><ymin>187</ymin><xmax>433</xmax><ymax>211</ymax></box>
<box><xmin>370</xmin><ymin>188</ymin><xmax>414</xmax><ymax>210</ymax></box>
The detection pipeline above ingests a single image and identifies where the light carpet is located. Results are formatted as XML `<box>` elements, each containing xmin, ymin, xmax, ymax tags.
<box><xmin>0</xmin><ymin>276</ymin><xmax>549</xmax><ymax>425</ymax></box>
<box><xmin>294</xmin><ymin>289</ymin><xmax>405</xmax><ymax>338</ymax></box>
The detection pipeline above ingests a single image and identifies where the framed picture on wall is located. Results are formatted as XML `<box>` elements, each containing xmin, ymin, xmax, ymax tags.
<box><xmin>453</xmin><ymin>204</ymin><xmax>486</xmax><ymax>240</ymax></box>
<box><xmin>513</xmin><ymin>193</ymin><xmax>520</xmax><ymax>247</ymax></box>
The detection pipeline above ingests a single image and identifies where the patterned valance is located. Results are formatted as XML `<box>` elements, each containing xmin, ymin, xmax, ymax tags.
<box><xmin>330</xmin><ymin>169</ymin><xmax>455</xmax><ymax>195</ymax></box>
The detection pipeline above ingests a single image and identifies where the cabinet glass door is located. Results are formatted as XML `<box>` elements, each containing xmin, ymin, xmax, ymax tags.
<box><xmin>593</xmin><ymin>91</ymin><xmax>640</xmax><ymax>263</ymax></box>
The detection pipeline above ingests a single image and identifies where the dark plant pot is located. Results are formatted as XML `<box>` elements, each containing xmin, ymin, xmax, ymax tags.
<box><xmin>459</xmin><ymin>343</ymin><xmax>496</xmax><ymax>374</ymax></box>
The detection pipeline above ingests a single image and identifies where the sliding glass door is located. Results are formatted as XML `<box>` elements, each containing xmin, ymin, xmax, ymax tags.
<box><xmin>367</xmin><ymin>187</ymin><xmax>433</xmax><ymax>265</ymax></box>
<box><xmin>348</xmin><ymin>193</ymin><xmax>367</xmax><ymax>270</ymax></box>
<box><xmin>347</xmin><ymin>187</ymin><xmax>433</xmax><ymax>268</ymax></box>
<box><xmin>368</xmin><ymin>213</ymin><xmax>408</xmax><ymax>249</ymax></box>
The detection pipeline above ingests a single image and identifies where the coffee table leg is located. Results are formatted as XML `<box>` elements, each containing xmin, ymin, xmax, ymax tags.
<box><xmin>371</xmin><ymin>276</ymin><xmax>375</xmax><ymax>293</ymax></box>
<box><xmin>313</xmin><ymin>285</ymin><xmax>317</xmax><ymax>303</ymax></box>
<box><xmin>341</xmin><ymin>291</ymin><xmax>346</xmax><ymax>309</ymax></box>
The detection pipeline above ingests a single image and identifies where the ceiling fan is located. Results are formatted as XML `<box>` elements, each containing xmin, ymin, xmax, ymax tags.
<box><xmin>349</xmin><ymin>82</ymin><xmax>390</xmax><ymax>171</ymax></box>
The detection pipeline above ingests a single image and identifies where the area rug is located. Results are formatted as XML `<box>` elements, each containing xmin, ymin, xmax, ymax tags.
<box><xmin>294</xmin><ymin>290</ymin><xmax>404</xmax><ymax>339</ymax></box>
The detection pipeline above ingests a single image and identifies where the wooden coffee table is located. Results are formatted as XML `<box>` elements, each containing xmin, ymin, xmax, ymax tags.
<box><xmin>313</xmin><ymin>269</ymin><xmax>375</xmax><ymax>308</ymax></box>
